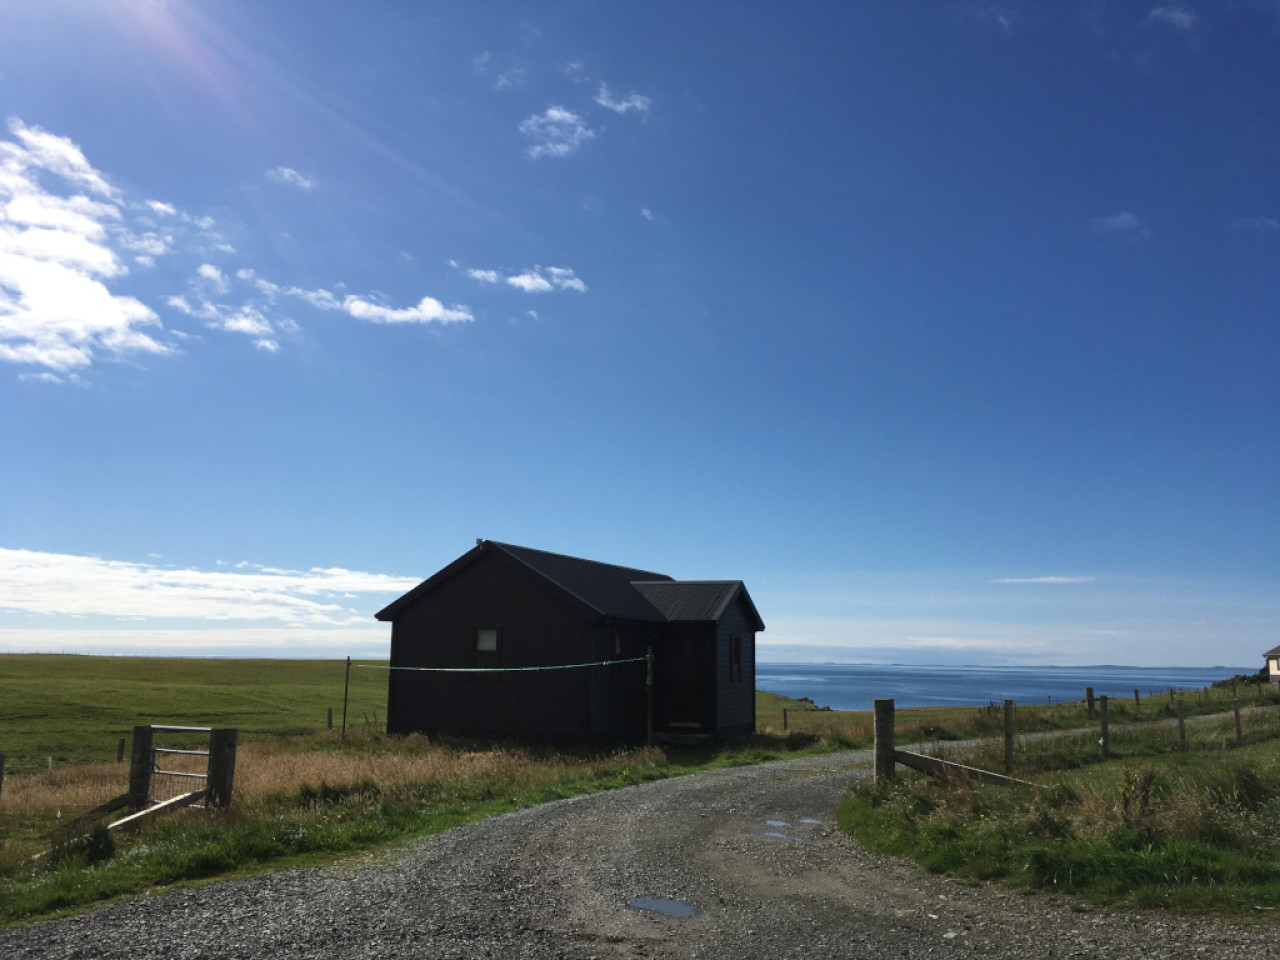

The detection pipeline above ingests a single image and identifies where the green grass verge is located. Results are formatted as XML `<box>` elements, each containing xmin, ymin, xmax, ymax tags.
<box><xmin>838</xmin><ymin>705</ymin><xmax>1280</xmax><ymax>916</ymax></box>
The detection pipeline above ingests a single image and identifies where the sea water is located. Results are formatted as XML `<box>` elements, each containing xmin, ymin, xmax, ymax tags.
<box><xmin>755</xmin><ymin>662</ymin><xmax>1253</xmax><ymax>712</ymax></box>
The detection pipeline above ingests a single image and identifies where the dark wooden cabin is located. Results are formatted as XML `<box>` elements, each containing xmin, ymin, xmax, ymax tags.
<box><xmin>375</xmin><ymin>540</ymin><xmax>764</xmax><ymax>744</ymax></box>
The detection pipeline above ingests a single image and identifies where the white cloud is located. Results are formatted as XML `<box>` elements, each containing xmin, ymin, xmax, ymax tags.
<box><xmin>459</xmin><ymin>261</ymin><xmax>588</xmax><ymax>295</ymax></box>
<box><xmin>18</xmin><ymin>370</ymin><xmax>86</xmax><ymax>387</ymax></box>
<box><xmin>561</xmin><ymin>61</ymin><xmax>587</xmax><ymax>83</ymax></box>
<box><xmin>120</xmin><ymin>231</ymin><xmax>172</xmax><ymax>258</ymax></box>
<box><xmin>197</xmin><ymin>262</ymin><xmax>229</xmax><ymax>293</ymax></box>
<box><xmin>989</xmin><ymin>576</ymin><xmax>1097</xmax><ymax>585</ymax></box>
<box><xmin>289</xmin><ymin>286</ymin><xmax>341</xmax><ymax>310</ymax></box>
<box><xmin>266</xmin><ymin>166</ymin><xmax>316</xmax><ymax>190</ymax></box>
<box><xmin>1149</xmin><ymin>6</ymin><xmax>1196</xmax><ymax>31</ymax></box>
<box><xmin>640</xmin><ymin>207</ymin><xmax>654</xmax><ymax>221</ymax></box>
<box><xmin>342</xmin><ymin>294</ymin><xmax>473</xmax><ymax>325</ymax></box>
<box><xmin>1234</xmin><ymin>216</ymin><xmax>1279</xmax><ymax>232</ymax></box>
<box><xmin>0</xmin><ymin>626</ymin><xmax>394</xmax><ymax>658</ymax></box>
<box><xmin>1091</xmin><ymin>211</ymin><xmax>1144</xmax><ymax>234</ymax></box>
<box><xmin>505</xmin><ymin>265</ymin><xmax>587</xmax><ymax>294</ymax></box>
<box><xmin>6</xmin><ymin>118</ymin><xmax>114</xmax><ymax>197</ymax></box>
<box><xmin>544</xmin><ymin>266</ymin><xmax>586</xmax><ymax>292</ymax></box>
<box><xmin>0</xmin><ymin>547</ymin><xmax>420</xmax><ymax>627</ymax></box>
<box><xmin>0</xmin><ymin>120</ymin><xmax>228</xmax><ymax>372</ymax></box>
<box><xmin>519</xmin><ymin>106</ymin><xmax>595</xmax><ymax>159</ymax></box>
<box><xmin>494</xmin><ymin>68</ymin><xmax>524</xmax><ymax>90</ymax></box>
<box><xmin>507</xmin><ymin>271</ymin><xmax>553</xmax><ymax>293</ymax></box>
<box><xmin>595</xmin><ymin>83</ymin><xmax>651</xmax><ymax>115</ymax></box>
<box><xmin>219</xmin><ymin>304</ymin><xmax>271</xmax><ymax>336</ymax></box>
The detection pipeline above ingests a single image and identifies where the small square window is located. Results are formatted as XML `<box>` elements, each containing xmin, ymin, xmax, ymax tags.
<box><xmin>476</xmin><ymin>628</ymin><xmax>499</xmax><ymax>670</ymax></box>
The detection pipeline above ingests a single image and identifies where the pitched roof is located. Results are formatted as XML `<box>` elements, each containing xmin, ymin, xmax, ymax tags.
<box><xmin>375</xmin><ymin>540</ymin><xmax>672</xmax><ymax>622</ymax></box>
<box><xmin>488</xmin><ymin>541</ymin><xmax>672</xmax><ymax>621</ymax></box>
<box><xmin>631</xmin><ymin>580</ymin><xmax>765</xmax><ymax>631</ymax></box>
<box><xmin>1266</xmin><ymin>645</ymin><xmax>1280</xmax><ymax>658</ymax></box>
<box><xmin>376</xmin><ymin>541</ymin><xmax>765</xmax><ymax>630</ymax></box>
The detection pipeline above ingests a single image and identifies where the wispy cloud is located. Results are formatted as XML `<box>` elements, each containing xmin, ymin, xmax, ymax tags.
<box><xmin>197</xmin><ymin>262</ymin><xmax>229</xmax><ymax>293</ymax></box>
<box><xmin>494</xmin><ymin>68</ymin><xmax>524</xmax><ymax>91</ymax></box>
<box><xmin>595</xmin><ymin>83</ymin><xmax>651</xmax><ymax>115</ymax></box>
<box><xmin>171</xmin><ymin>263</ymin><xmax>472</xmax><ymax>350</ymax></box>
<box><xmin>0</xmin><ymin>119</ymin><xmax>175</xmax><ymax>373</ymax></box>
<box><xmin>505</xmin><ymin>266</ymin><xmax>587</xmax><ymax>293</ymax></box>
<box><xmin>956</xmin><ymin>6</ymin><xmax>1019</xmax><ymax>35</ymax></box>
<box><xmin>519</xmin><ymin>106</ymin><xmax>595</xmax><ymax>159</ymax></box>
<box><xmin>265</xmin><ymin>166</ymin><xmax>316</xmax><ymax>190</ymax></box>
<box><xmin>1090</xmin><ymin>211</ymin><xmax>1150</xmax><ymax>239</ymax></box>
<box><xmin>1</xmin><ymin>119</ymin><xmax>469</xmax><ymax>375</ymax></box>
<box><xmin>1234</xmin><ymin>216</ymin><xmax>1279</xmax><ymax>232</ymax></box>
<box><xmin>453</xmin><ymin>260</ymin><xmax>587</xmax><ymax>294</ymax></box>
<box><xmin>342</xmin><ymin>295</ymin><xmax>472</xmax><ymax>324</ymax></box>
<box><xmin>640</xmin><ymin>207</ymin><xmax>655</xmax><ymax>221</ymax></box>
<box><xmin>1148</xmin><ymin>6</ymin><xmax>1196</xmax><ymax>32</ymax></box>
<box><xmin>0</xmin><ymin>547</ymin><xmax>420</xmax><ymax>627</ymax></box>
<box><xmin>989</xmin><ymin>576</ymin><xmax>1097</xmax><ymax>585</ymax></box>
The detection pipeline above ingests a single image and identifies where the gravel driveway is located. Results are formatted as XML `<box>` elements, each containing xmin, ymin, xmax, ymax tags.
<box><xmin>3</xmin><ymin>748</ymin><xmax>1275</xmax><ymax>959</ymax></box>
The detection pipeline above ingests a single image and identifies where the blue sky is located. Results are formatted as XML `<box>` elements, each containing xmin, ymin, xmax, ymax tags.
<box><xmin>1</xmin><ymin>1</ymin><xmax>1276</xmax><ymax>668</ymax></box>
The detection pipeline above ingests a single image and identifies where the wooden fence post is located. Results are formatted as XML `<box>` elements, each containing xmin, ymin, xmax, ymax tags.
<box><xmin>1099</xmin><ymin>695</ymin><xmax>1109</xmax><ymax>758</ymax></box>
<box><xmin>1085</xmin><ymin>687</ymin><xmax>1095</xmax><ymax>719</ymax></box>
<box><xmin>646</xmin><ymin>647</ymin><xmax>654</xmax><ymax>748</ymax></box>
<box><xmin>341</xmin><ymin>656</ymin><xmax>351</xmax><ymax>742</ymax></box>
<box><xmin>1003</xmin><ymin>699</ymin><xmax>1014</xmax><ymax>774</ymax></box>
<box><xmin>1134</xmin><ymin>688</ymin><xmax>1140</xmax><ymax>716</ymax></box>
<box><xmin>783</xmin><ymin>708</ymin><xmax>788</xmax><ymax>732</ymax></box>
<box><xmin>1176</xmin><ymin>699</ymin><xmax>1187</xmax><ymax>752</ymax></box>
<box><xmin>0</xmin><ymin>753</ymin><xmax>6</xmax><ymax>800</ymax></box>
<box><xmin>127</xmin><ymin>725</ymin><xmax>153</xmax><ymax>810</ymax></box>
<box><xmin>874</xmin><ymin>698</ymin><xmax>895</xmax><ymax>785</ymax></box>
<box><xmin>117</xmin><ymin>737</ymin><xmax>126</xmax><ymax>763</ymax></box>
<box><xmin>327</xmin><ymin>707</ymin><xmax>333</xmax><ymax>731</ymax></box>
<box><xmin>207</xmin><ymin>728</ymin><xmax>238</xmax><ymax>808</ymax></box>
<box><xmin>1233</xmin><ymin>698</ymin><xmax>1243</xmax><ymax>746</ymax></box>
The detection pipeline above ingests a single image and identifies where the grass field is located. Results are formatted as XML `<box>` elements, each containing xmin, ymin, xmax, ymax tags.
<box><xmin>0</xmin><ymin>654</ymin><xmax>389</xmax><ymax>775</ymax></box>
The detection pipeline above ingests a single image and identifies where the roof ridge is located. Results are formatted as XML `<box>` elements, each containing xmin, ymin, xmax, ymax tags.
<box><xmin>487</xmin><ymin>541</ymin><xmax>671</xmax><ymax>579</ymax></box>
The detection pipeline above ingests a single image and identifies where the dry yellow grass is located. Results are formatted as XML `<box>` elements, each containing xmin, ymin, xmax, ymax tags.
<box><xmin>1</xmin><ymin>733</ymin><xmax>665</xmax><ymax>823</ymax></box>
<box><xmin>0</xmin><ymin>763</ymin><xmax>125</xmax><ymax>819</ymax></box>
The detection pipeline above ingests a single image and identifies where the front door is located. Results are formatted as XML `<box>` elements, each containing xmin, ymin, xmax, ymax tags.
<box><xmin>663</xmin><ymin>638</ymin><xmax>704</xmax><ymax>728</ymax></box>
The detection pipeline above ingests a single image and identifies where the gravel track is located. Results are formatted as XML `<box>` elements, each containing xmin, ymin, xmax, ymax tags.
<box><xmin>3</xmin><ymin>748</ymin><xmax>1276</xmax><ymax>959</ymax></box>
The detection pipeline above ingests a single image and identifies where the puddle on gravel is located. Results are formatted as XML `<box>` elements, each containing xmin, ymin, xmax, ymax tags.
<box><xmin>761</xmin><ymin>830</ymin><xmax>806</xmax><ymax>842</ymax></box>
<box><xmin>797</xmin><ymin>818</ymin><xmax>822</xmax><ymax>824</ymax></box>
<box><xmin>628</xmin><ymin>896</ymin><xmax>699</xmax><ymax>918</ymax></box>
<box><xmin>765</xmin><ymin>820</ymin><xmax>790</xmax><ymax>827</ymax></box>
